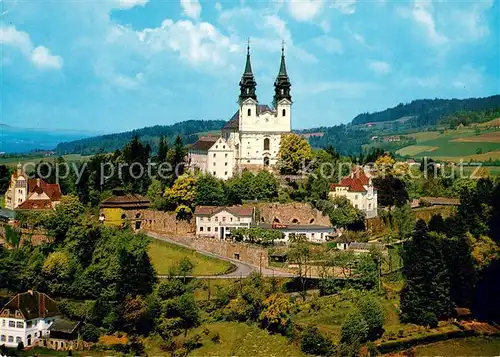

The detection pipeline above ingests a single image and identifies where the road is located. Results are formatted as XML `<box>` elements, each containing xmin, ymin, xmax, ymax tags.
<box><xmin>145</xmin><ymin>231</ymin><xmax>295</xmax><ymax>279</ymax></box>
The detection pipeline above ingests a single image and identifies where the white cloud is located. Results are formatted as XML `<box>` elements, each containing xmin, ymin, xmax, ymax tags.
<box><xmin>367</xmin><ymin>60</ymin><xmax>391</xmax><ymax>75</ymax></box>
<box><xmin>446</xmin><ymin>0</ymin><xmax>493</xmax><ymax>41</ymax></box>
<box><xmin>31</xmin><ymin>46</ymin><xmax>63</xmax><ymax>69</ymax></box>
<box><xmin>330</xmin><ymin>0</ymin><xmax>356</xmax><ymax>14</ymax></box>
<box><xmin>180</xmin><ymin>0</ymin><xmax>202</xmax><ymax>20</ymax></box>
<box><xmin>287</xmin><ymin>0</ymin><xmax>323</xmax><ymax>21</ymax></box>
<box><xmin>116</xmin><ymin>0</ymin><xmax>148</xmax><ymax>10</ymax></box>
<box><xmin>451</xmin><ymin>65</ymin><xmax>483</xmax><ymax>90</ymax></box>
<box><xmin>313</xmin><ymin>35</ymin><xmax>343</xmax><ymax>54</ymax></box>
<box><xmin>398</xmin><ymin>1</ymin><xmax>448</xmax><ymax>45</ymax></box>
<box><xmin>138</xmin><ymin>20</ymin><xmax>238</xmax><ymax>66</ymax></box>
<box><xmin>0</xmin><ymin>25</ymin><xmax>63</xmax><ymax>69</ymax></box>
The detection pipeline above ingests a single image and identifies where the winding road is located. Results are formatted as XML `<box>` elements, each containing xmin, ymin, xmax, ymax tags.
<box><xmin>145</xmin><ymin>231</ymin><xmax>295</xmax><ymax>279</ymax></box>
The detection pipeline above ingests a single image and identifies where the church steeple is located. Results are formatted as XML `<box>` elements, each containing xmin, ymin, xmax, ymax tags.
<box><xmin>239</xmin><ymin>39</ymin><xmax>257</xmax><ymax>103</ymax></box>
<box><xmin>273</xmin><ymin>41</ymin><xmax>292</xmax><ymax>107</ymax></box>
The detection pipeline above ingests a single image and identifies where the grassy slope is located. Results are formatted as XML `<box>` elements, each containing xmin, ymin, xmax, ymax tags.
<box><xmin>2</xmin><ymin>154</ymin><xmax>91</xmax><ymax>167</ymax></box>
<box><xmin>185</xmin><ymin>322</ymin><xmax>306</xmax><ymax>357</ymax></box>
<box><xmin>148</xmin><ymin>239</ymin><xmax>234</xmax><ymax>276</ymax></box>
<box><xmin>414</xmin><ymin>336</ymin><xmax>500</xmax><ymax>356</ymax></box>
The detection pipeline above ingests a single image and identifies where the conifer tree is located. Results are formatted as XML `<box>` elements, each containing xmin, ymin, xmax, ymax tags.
<box><xmin>400</xmin><ymin>220</ymin><xmax>451</xmax><ymax>326</ymax></box>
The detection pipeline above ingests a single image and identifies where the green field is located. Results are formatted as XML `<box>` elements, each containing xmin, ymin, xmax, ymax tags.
<box><xmin>414</xmin><ymin>336</ymin><xmax>500</xmax><ymax>356</ymax></box>
<box><xmin>148</xmin><ymin>239</ymin><xmax>234</xmax><ymax>276</ymax></box>
<box><xmin>183</xmin><ymin>322</ymin><xmax>306</xmax><ymax>357</ymax></box>
<box><xmin>397</xmin><ymin>128</ymin><xmax>500</xmax><ymax>161</ymax></box>
<box><xmin>1</xmin><ymin>154</ymin><xmax>91</xmax><ymax>167</ymax></box>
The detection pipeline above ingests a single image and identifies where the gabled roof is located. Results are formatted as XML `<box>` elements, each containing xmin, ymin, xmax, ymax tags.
<box><xmin>329</xmin><ymin>169</ymin><xmax>372</xmax><ymax>193</ymax></box>
<box><xmin>189</xmin><ymin>136</ymin><xmax>219</xmax><ymax>151</ymax></box>
<box><xmin>0</xmin><ymin>291</ymin><xmax>59</xmax><ymax>320</ymax></box>
<box><xmin>223</xmin><ymin>105</ymin><xmax>277</xmax><ymax>130</ymax></box>
<box><xmin>49</xmin><ymin>317</ymin><xmax>80</xmax><ymax>334</ymax></box>
<box><xmin>100</xmin><ymin>190</ymin><xmax>150</xmax><ymax>209</ymax></box>
<box><xmin>27</xmin><ymin>178</ymin><xmax>62</xmax><ymax>201</ymax></box>
<box><xmin>194</xmin><ymin>205</ymin><xmax>254</xmax><ymax>217</ymax></box>
<box><xmin>17</xmin><ymin>199</ymin><xmax>53</xmax><ymax>210</ymax></box>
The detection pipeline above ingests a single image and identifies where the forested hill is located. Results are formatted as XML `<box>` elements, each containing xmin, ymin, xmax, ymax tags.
<box><xmin>351</xmin><ymin>95</ymin><xmax>500</xmax><ymax>126</ymax></box>
<box><xmin>56</xmin><ymin>120</ymin><xmax>226</xmax><ymax>155</ymax></box>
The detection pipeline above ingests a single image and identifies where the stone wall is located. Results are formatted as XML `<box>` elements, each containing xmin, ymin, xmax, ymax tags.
<box><xmin>0</xmin><ymin>224</ymin><xmax>51</xmax><ymax>247</ymax></box>
<box><xmin>35</xmin><ymin>338</ymin><xmax>93</xmax><ymax>351</ymax></box>
<box><xmin>164</xmin><ymin>235</ymin><xmax>269</xmax><ymax>268</ymax></box>
<box><xmin>256</xmin><ymin>202</ymin><xmax>331</xmax><ymax>226</ymax></box>
<box><xmin>139</xmin><ymin>210</ymin><xmax>195</xmax><ymax>236</ymax></box>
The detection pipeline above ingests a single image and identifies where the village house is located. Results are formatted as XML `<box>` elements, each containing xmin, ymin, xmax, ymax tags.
<box><xmin>4</xmin><ymin>164</ymin><xmax>62</xmax><ymax>211</ymax></box>
<box><xmin>188</xmin><ymin>43</ymin><xmax>292</xmax><ymax>179</ymax></box>
<box><xmin>0</xmin><ymin>291</ymin><xmax>59</xmax><ymax>348</ymax></box>
<box><xmin>329</xmin><ymin>169</ymin><xmax>378</xmax><ymax>218</ymax></box>
<box><xmin>259</xmin><ymin>223</ymin><xmax>335</xmax><ymax>243</ymax></box>
<box><xmin>194</xmin><ymin>206</ymin><xmax>255</xmax><ymax>239</ymax></box>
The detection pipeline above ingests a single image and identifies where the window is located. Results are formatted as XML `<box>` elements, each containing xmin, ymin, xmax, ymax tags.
<box><xmin>225</xmin><ymin>162</ymin><xmax>228</xmax><ymax>166</ymax></box>
<box><xmin>207</xmin><ymin>227</ymin><xmax>211</xmax><ymax>232</ymax></box>
<box><xmin>281</xmin><ymin>89</ymin><xmax>284</xmax><ymax>95</ymax></box>
<box><xmin>215</xmin><ymin>227</ymin><xmax>218</xmax><ymax>232</ymax></box>
<box><xmin>225</xmin><ymin>171</ymin><xmax>228</xmax><ymax>176</ymax></box>
<box><xmin>213</xmin><ymin>171</ymin><xmax>216</xmax><ymax>175</ymax></box>
<box><xmin>8</xmin><ymin>336</ymin><xmax>13</xmax><ymax>343</ymax></box>
<box><xmin>247</xmin><ymin>108</ymin><xmax>251</xmax><ymax>116</ymax></box>
<box><xmin>213</xmin><ymin>153</ymin><xmax>216</xmax><ymax>158</ymax></box>
<box><xmin>215</xmin><ymin>217</ymin><xmax>218</xmax><ymax>222</ymax></box>
<box><xmin>355</xmin><ymin>195</ymin><xmax>358</xmax><ymax>200</ymax></box>
<box><xmin>263</xmin><ymin>138</ymin><xmax>270</xmax><ymax>151</ymax></box>
<box><xmin>282</xmin><ymin>109</ymin><xmax>286</xmax><ymax>117</ymax></box>
<box><xmin>222</xmin><ymin>217</ymin><xmax>226</xmax><ymax>222</ymax></box>
<box><xmin>208</xmin><ymin>217</ymin><xmax>211</xmax><ymax>222</ymax></box>
<box><xmin>368</xmin><ymin>203</ymin><xmax>372</xmax><ymax>209</ymax></box>
<box><xmin>200</xmin><ymin>227</ymin><xmax>204</xmax><ymax>232</ymax></box>
<box><xmin>223</xmin><ymin>145</ymin><xmax>225</xmax><ymax>149</ymax></box>
<box><xmin>16</xmin><ymin>322</ymin><xmax>23</xmax><ymax>328</ymax></box>
<box><xmin>355</xmin><ymin>204</ymin><xmax>358</xmax><ymax>209</ymax></box>
<box><xmin>216</xmin><ymin>145</ymin><xmax>218</xmax><ymax>149</ymax></box>
<box><xmin>9</xmin><ymin>321</ymin><xmax>15</xmax><ymax>328</ymax></box>
<box><xmin>16</xmin><ymin>337</ymin><xmax>21</xmax><ymax>343</ymax></box>
<box><xmin>225</xmin><ymin>153</ymin><xmax>228</xmax><ymax>158</ymax></box>
<box><xmin>0</xmin><ymin>335</ymin><xmax>5</xmax><ymax>342</ymax></box>
<box><xmin>237</xmin><ymin>217</ymin><xmax>241</xmax><ymax>222</ymax></box>
<box><xmin>311</xmin><ymin>233</ymin><xmax>315</xmax><ymax>238</ymax></box>
<box><xmin>213</xmin><ymin>162</ymin><xmax>216</xmax><ymax>166</ymax></box>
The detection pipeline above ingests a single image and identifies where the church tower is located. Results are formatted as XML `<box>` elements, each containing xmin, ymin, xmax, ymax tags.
<box><xmin>273</xmin><ymin>42</ymin><xmax>292</xmax><ymax>131</ymax></box>
<box><xmin>239</xmin><ymin>41</ymin><xmax>257</xmax><ymax>103</ymax></box>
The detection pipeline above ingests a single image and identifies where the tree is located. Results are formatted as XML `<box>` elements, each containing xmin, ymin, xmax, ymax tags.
<box><xmin>288</xmin><ymin>234</ymin><xmax>311</xmax><ymax>301</ymax></box>
<box><xmin>156</xmin><ymin>135</ymin><xmax>169</xmax><ymax>163</ymax></box>
<box><xmin>327</xmin><ymin>196</ymin><xmax>364</xmax><ymax>229</ymax></box>
<box><xmin>178</xmin><ymin>257</ymin><xmax>194</xmax><ymax>282</ymax></box>
<box><xmin>169</xmin><ymin>135</ymin><xmax>187</xmax><ymax>179</ymax></box>
<box><xmin>177</xmin><ymin>294</ymin><xmax>200</xmax><ymax>336</ymax></box>
<box><xmin>0</xmin><ymin>165</ymin><xmax>11</xmax><ymax>194</ymax></box>
<box><xmin>45</xmin><ymin>195</ymin><xmax>85</xmax><ymax>242</ymax></box>
<box><xmin>120</xmin><ymin>136</ymin><xmax>152</xmax><ymax>194</ymax></box>
<box><xmin>164</xmin><ymin>174</ymin><xmax>196</xmax><ymax>209</ymax></box>
<box><xmin>147</xmin><ymin>179</ymin><xmax>163</xmax><ymax>200</ymax></box>
<box><xmin>340</xmin><ymin>309</ymin><xmax>368</xmax><ymax>345</ymax></box>
<box><xmin>43</xmin><ymin>251</ymin><xmax>75</xmax><ymax>295</ymax></box>
<box><xmin>355</xmin><ymin>296</ymin><xmax>384</xmax><ymax>340</ymax></box>
<box><xmin>400</xmin><ymin>221</ymin><xmax>451</xmax><ymax>326</ymax></box>
<box><xmin>393</xmin><ymin>204</ymin><xmax>414</xmax><ymax>241</ymax></box>
<box><xmin>373</xmin><ymin>176</ymin><xmax>409</xmax><ymax>208</ymax></box>
<box><xmin>277</xmin><ymin>133</ymin><xmax>313</xmax><ymax>175</ymax></box>
<box><xmin>195</xmin><ymin>174</ymin><xmax>226</xmax><ymax>206</ymax></box>
<box><xmin>258</xmin><ymin>294</ymin><xmax>292</xmax><ymax>334</ymax></box>
<box><xmin>300</xmin><ymin>326</ymin><xmax>334</xmax><ymax>356</ymax></box>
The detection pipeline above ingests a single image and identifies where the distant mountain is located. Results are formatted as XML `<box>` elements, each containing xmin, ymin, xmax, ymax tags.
<box><xmin>0</xmin><ymin>125</ymin><xmax>94</xmax><ymax>154</ymax></box>
<box><xmin>351</xmin><ymin>95</ymin><xmax>500</xmax><ymax>127</ymax></box>
<box><xmin>56</xmin><ymin>120</ymin><xmax>227</xmax><ymax>155</ymax></box>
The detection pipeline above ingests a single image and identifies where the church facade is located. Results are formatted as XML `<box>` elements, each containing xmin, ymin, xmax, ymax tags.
<box><xmin>188</xmin><ymin>44</ymin><xmax>292</xmax><ymax>179</ymax></box>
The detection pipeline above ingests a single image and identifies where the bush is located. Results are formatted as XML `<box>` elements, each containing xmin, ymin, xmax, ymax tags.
<box><xmin>341</xmin><ymin>309</ymin><xmax>368</xmax><ymax>345</ymax></box>
<box><xmin>81</xmin><ymin>323</ymin><xmax>101</xmax><ymax>342</ymax></box>
<box><xmin>183</xmin><ymin>334</ymin><xmax>202</xmax><ymax>352</ymax></box>
<box><xmin>355</xmin><ymin>296</ymin><xmax>385</xmax><ymax>340</ymax></box>
<box><xmin>300</xmin><ymin>326</ymin><xmax>334</xmax><ymax>356</ymax></box>
<box><xmin>423</xmin><ymin>312</ymin><xmax>438</xmax><ymax>328</ymax></box>
<box><xmin>210</xmin><ymin>332</ymin><xmax>221</xmax><ymax>344</ymax></box>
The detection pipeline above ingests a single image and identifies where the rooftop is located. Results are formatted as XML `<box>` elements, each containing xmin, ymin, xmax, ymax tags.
<box><xmin>0</xmin><ymin>290</ymin><xmax>59</xmax><ymax>320</ymax></box>
<box><xmin>100</xmin><ymin>189</ymin><xmax>150</xmax><ymax>209</ymax></box>
<box><xmin>194</xmin><ymin>205</ymin><xmax>254</xmax><ymax>217</ymax></box>
<box><xmin>223</xmin><ymin>105</ymin><xmax>277</xmax><ymax>131</ymax></box>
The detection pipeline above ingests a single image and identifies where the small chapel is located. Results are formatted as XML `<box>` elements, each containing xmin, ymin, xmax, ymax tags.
<box><xmin>188</xmin><ymin>42</ymin><xmax>292</xmax><ymax>180</ymax></box>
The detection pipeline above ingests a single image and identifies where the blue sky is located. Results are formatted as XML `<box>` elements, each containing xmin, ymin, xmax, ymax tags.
<box><xmin>0</xmin><ymin>0</ymin><xmax>499</xmax><ymax>133</ymax></box>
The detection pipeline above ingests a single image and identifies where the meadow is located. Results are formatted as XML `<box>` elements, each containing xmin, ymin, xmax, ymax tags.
<box><xmin>148</xmin><ymin>239</ymin><xmax>235</xmax><ymax>276</ymax></box>
<box><xmin>413</xmin><ymin>336</ymin><xmax>500</xmax><ymax>356</ymax></box>
<box><xmin>1</xmin><ymin>154</ymin><xmax>91</xmax><ymax>167</ymax></box>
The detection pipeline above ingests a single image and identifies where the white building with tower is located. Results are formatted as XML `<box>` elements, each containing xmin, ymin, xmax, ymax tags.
<box><xmin>188</xmin><ymin>43</ymin><xmax>292</xmax><ymax>179</ymax></box>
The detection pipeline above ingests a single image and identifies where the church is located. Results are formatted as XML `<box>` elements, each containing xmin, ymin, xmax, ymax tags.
<box><xmin>188</xmin><ymin>43</ymin><xmax>292</xmax><ymax>179</ymax></box>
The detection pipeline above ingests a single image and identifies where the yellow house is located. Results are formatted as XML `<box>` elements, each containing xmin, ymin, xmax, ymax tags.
<box><xmin>99</xmin><ymin>189</ymin><xmax>150</xmax><ymax>229</ymax></box>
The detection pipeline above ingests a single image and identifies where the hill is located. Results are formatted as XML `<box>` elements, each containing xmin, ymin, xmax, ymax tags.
<box><xmin>351</xmin><ymin>95</ymin><xmax>500</xmax><ymax>126</ymax></box>
<box><xmin>55</xmin><ymin>120</ymin><xmax>226</xmax><ymax>155</ymax></box>
<box><xmin>0</xmin><ymin>125</ymin><xmax>93</xmax><ymax>154</ymax></box>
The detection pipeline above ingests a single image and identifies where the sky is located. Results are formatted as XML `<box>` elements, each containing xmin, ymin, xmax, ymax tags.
<box><xmin>0</xmin><ymin>0</ymin><xmax>499</xmax><ymax>133</ymax></box>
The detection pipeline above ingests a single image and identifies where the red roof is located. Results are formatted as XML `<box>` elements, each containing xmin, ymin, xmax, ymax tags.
<box><xmin>330</xmin><ymin>169</ymin><xmax>371</xmax><ymax>193</ymax></box>
<box><xmin>194</xmin><ymin>206</ymin><xmax>254</xmax><ymax>217</ymax></box>
<box><xmin>17</xmin><ymin>199</ymin><xmax>54</xmax><ymax>210</ymax></box>
<box><xmin>28</xmin><ymin>178</ymin><xmax>62</xmax><ymax>201</ymax></box>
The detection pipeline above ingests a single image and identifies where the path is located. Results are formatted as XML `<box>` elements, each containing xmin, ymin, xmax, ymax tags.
<box><xmin>145</xmin><ymin>231</ymin><xmax>295</xmax><ymax>279</ymax></box>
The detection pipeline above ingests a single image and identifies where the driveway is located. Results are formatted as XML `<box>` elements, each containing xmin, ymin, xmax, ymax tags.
<box><xmin>145</xmin><ymin>231</ymin><xmax>295</xmax><ymax>279</ymax></box>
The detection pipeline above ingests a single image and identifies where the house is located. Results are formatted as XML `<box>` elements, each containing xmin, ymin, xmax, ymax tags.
<box><xmin>188</xmin><ymin>42</ymin><xmax>292</xmax><ymax>179</ymax></box>
<box><xmin>194</xmin><ymin>206</ymin><xmax>255</xmax><ymax>239</ymax></box>
<box><xmin>0</xmin><ymin>291</ymin><xmax>59</xmax><ymax>348</ymax></box>
<box><xmin>99</xmin><ymin>188</ymin><xmax>150</xmax><ymax>229</ymax></box>
<box><xmin>4</xmin><ymin>164</ymin><xmax>62</xmax><ymax>211</ymax></box>
<box><xmin>329</xmin><ymin>169</ymin><xmax>378</xmax><ymax>218</ymax></box>
<box><xmin>259</xmin><ymin>223</ymin><xmax>335</xmax><ymax>243</ymax></box>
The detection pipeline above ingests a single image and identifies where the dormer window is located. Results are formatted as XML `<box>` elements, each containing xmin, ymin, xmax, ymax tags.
<box><xmin>247</xmin><ymin>108</ymin><xmax>251</xmax><ymax>116</ymax></box>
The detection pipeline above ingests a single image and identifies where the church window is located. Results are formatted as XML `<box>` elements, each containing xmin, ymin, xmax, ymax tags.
<box><xmin>282</xmin><ymin>109</ymin><xmax>286</xmax><ymax>117</ymax></box>
<box><xmin>264</xmin><ymin>138</ymin><xmax>270</xmax><ymax>151</ymax></box>
<box><xmin>281</xmin><ymin>89</ymin><xmax>284</xmax><ymax>95</ymax></box>
<box><xmin>225</xmin><ymin>162</ymin><xmax>228</xmax><ymax>166</ymax></box>
<box><xmin>216</xmin><ymin>145</ymin><xmax>218</xmax><ymax>149</ymax></box>
<box><xmin>247</xmin><ymin>108</ymin><xmax>251</xmax><ymax>116</ymax></box>
<box><xmin>223</xmin><ymin>145</ymin><xmax>225</xmax><ymax>149</ymax></box>
<box><xmin>225</xmin><ymin>171</ymin><xmax>228</xmax><ymax>176</ymax></box>
<box><xmin>213</xmin><ymin>163</ymin><xmax>216</xmax><ymax>166</ymax></box>
<box><xmin>264</xmin><ymin>157</ymin><xmax>270</xmax><ymax>167</ymax></box>
<box><xmin>213</xmin><ymin>153</ymin><xmax>216</xmax><ymax>158</ymax></box>
<box><xmin>225</xmin><ymin>153</ymin><xmax>228</xmax><ymax>158</ymax></box>
<box><xmin>213</xmin><ymin>171</ymin><xmax>216</xmax><ymax>175</ymax></box>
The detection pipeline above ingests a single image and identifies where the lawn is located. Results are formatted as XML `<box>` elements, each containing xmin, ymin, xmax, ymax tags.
<box><xmin>181</xmin><ymin>322</ymin><xmax>306</xmax><ymax>357</ymax></box>
<box><xmin>414</xmin><ymin>336</ymin><xmax>500</xmax><ymax>356</ymax></box>
<box><xmin>396</xmin><ymin>145</ymin><xmax>439</xmax><ymax>156</ymax></box>
<box><xmin>408</xmin><ymin>131</ymin><xmax>441</xmax><ymax>142</ymax></box>
<box><xmin>148</xmin><ymin>239</ymin><xmax>234</xmax><ymax>276</ymax></box>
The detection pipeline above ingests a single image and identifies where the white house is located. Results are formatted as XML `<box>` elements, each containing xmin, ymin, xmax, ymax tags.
<box><xmin>4</xmin><ymin>163</ymin><xmax>62</xmax><ymax>211</ymax></box>
<box><xmin>194</xmin><ymin>206</ymin><xmax>255</xmax><ymax>239</ymax></box>
<box><xmin>0</xmin><ymin>291</ymin><xmax>59</xmax><ymax>348</ymax></box>
<box><xmin>329</xmin><ymin>169</ymin><xmax>378</xmax><ymax>218</ymax></box>
<box><xmin>259</xmin><ymin>223</ymin><xmax>335</xmax><ymax>243</ymax></box>
<box><xmin>188</xmin><ymin>43</ymin><xmax>292</xmax><ymax>179</ymax></box>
